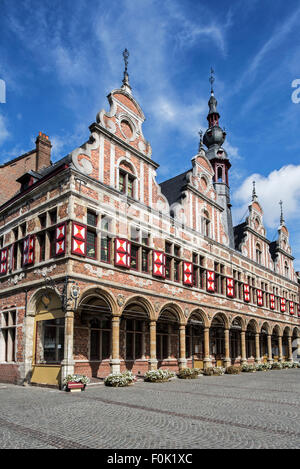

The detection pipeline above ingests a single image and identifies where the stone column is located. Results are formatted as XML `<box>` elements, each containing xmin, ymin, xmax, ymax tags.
<box><xmin>110</xmin><ymin>315</ymin><xmax>121</xmax><ymax>373</ymax></box>
<box><xmin>267</xmin><ymin>334</ymin><xmax>273</xmax><ymax>363</ymax></box>
<box><xmin>148</xmin><ymin>320</ymin><xmax>157</xmax><ymax>370</ymax></box>
<box><xmin>241</xmin><ymin>330</ymin><xmax>247</xmax><ymax>364</ymax></box>
<box><xmin>278</xmin><ymin>335</ymin><xmax>283</xmax><ymax>362</ymax></box>
<box><xmin>178</xmin><ymin>324</ymin><xmax>187</xmax><ymax>370</ymax></box>
<box><xmin>61</xmin><ymin>311</ymin><xmax>75</xmax><ymax>387</ymax></box>
<box><xmin>224</xmin><ymin>328</ymin><xmax>231</xmax><ymax>368</ymax></box>
<box><xmin>288</xmin><ymin>336</ymin><xmax>293</xmax><ymax>362</ymax></box>
<box><xmin>203</xmin><ymin>327</ymin><xmax>212</xmax><ymax>369</ymax></box>
<box><xmin>21</xmin><ymin>312</ymin><xmax>35</xmax><ymax>385</ymax></box>
<box><xmin>255</xmin><ymin>332</ymin><xmax>261</xmax><ymax>363</ymax></box>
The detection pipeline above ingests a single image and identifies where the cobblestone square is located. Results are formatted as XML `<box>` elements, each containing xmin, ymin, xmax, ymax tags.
<box><xmin>0</xmin><ymin>369</ymin><xmax>300</xmax><ymax>449</ymax></box>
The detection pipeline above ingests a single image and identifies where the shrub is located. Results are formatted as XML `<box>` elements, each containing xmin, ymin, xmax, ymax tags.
<box><xmin>282</xmin><ymin>361</ymin><xmax>293</xmax><ymax>369</ymax></box>
<box><xmin>271</xmin><ymin>362</ymin><xmax>282</xmax><ymax>370</ymax></box>
<box><xmin>225</xmin><ymin>365</ymin><xmax>241</xmax><ymax>375</ymax></box>
<box><xmin>104</xmin><ymin>370</ymin><xmax>135</xmax><ymax>387</ymax></box>
<box><xmin>177</xmin><ymin>368</ymin><xmax>202</xmax><ymax>379</ymax></box>
<box><xmin>255</xmin><ymin>363</ymin><xmax>271</xmax><ymax>371</ymax></box>
<box><xmin>241</xmin><ymin>364</ymin><xmax>256</xmax><ymax>373</ymax></box>
<box><xmin>144</xmin><ymin>369</ymin><xmax>175</xmax><ymax>382</ymax></box>
<box><xmin>203</xmin><ymin>367</ymin><xmax>225</xmax><ymax>376</ymax></box>
<box><xmin>292</xmin><ymin>362</ymin><xmax>300</xmax><ymax>368</ymax></box>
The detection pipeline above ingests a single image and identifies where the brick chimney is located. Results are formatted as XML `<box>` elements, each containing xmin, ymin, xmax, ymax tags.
<box><xmin>35</xmin><ymin>132</ymin><xmax>52</xmax><ymax>171</ymax></box>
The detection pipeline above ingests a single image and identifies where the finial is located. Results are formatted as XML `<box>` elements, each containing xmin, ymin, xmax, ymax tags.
<box><xmin>209</xmin><ymin>67</ymin><xmax>215</xmax><ymax>94</ymax></box>
<box><xmin>252</xmin><ymin>180</ymin><xmax>257</xmax><ymax>201</ymax></box>
<box><xmin>122</xmin><ymin>48</ymin><xmax>132</xmax><ymax>94</ymax></box>
<box><xmin>279</xmin><ymin>200</ymin><xmax>285</xmax><ymax>225</ymax></box>
<box><xmin>198</xmin><ymin>130</ymin><xmax>204</xmax><ymax>152</ymax></box>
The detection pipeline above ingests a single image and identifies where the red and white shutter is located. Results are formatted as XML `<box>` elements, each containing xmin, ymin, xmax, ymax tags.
<box><xmin>244</xmin><ymin>284</ymin><xmax>250</xmax><ymax>303</ymax></box>
<box><xmin>269</xmin><ymin>294</ymin><xmax>275</xmax><ymax>310</ymax></box>
<box><xmin>115</xmin><ymin>238</ymin><xmax>131</xmax><ymax>268</ymax></box>
<box><xmin>23</xmin><ymin>235</ymin><xmax>35</xmax><ymax>266</ymax></box>
<box><xmin>183</xmin><ymin>262</ymin><xmax>193</xmax><ymax>286</ymax></box>
<box><xmin>153</xmin><ymin>250</ymin><xmax>166</xmax><ymax>278</ymax></box>
<box><xmin>207</xmin><ymin>271</ymin><xmax>215</xmax><ymax>292</ymax></box>
<box><xmin>290</xmin><ymin>301</ymin><xmax>295</xmax><ymax>315</ymax></box>
<box><xmin>280</xmin><ymin>298</ymin><xmax>286</xmax><ymax>313</ymax></box>
<box><xmin>257</xmin><ymin>289</ymin><xmax>263</xmax><ymax>306</ymax></box>
<box><xmin>226</xmin><ymin>278</ymin><xmax>235</xmax><ymax>298</ymax></box>
<box><xmin>0</xmin><ymin>248</ymin><xmax>8</xmax><ymax>275</ymax></box>
<box><xmin>72</xmin><ymin>222</ymin><xmax>87</xmax><ymax>256</ymax></box>
<box><xmin>55</xmin><ymin>223</ymin><xmax>66</xmax><ymax>256</ymax></box>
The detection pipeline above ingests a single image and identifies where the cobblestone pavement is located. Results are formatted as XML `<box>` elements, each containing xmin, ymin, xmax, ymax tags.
<box><xmin>1</xmin><ymin>370</ymin><xmax>300</xmax><ymax>449</ymax></box>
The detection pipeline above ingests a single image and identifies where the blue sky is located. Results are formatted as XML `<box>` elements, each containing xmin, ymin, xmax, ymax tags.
<box><xmin>1</xmin><ymin>0</ymin><xmax>300</xmax><ymax>268</ymax></box>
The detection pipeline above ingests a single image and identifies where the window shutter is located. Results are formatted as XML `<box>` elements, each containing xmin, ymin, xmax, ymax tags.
<box><xmin>56</xmin><ymin>222</ymin><xmax>67</xmax><ymax>256</ymax></box>
<box><xmin>183</xmin><ymin>261</ymin><xmax>193</xmax><ymax>286</ymax></box>
<box><xmin>153</xmin><ymin>250</ymin><xmax>166</xmax><ymax>278</ymax></box>
<box><xmin>298</xmin><ymin>304</ymin><xmax>300</xmax><ymax>317</ymax></box>
<box><xmin>257</xmin><ymin>289</ymin><xmax>263</xmax><ymax>306</ymax></box>
<box><xmin>114</xmin><ymin>238</ymin><xmax>131</xmax><ymax>268</ymax></box>
<box><xmin>23</xmin><ymin>235</ymin><xmax>35</xmax><ymax>266</ymax></box>
<box><xmin>290</xmin><ymin>301</ymin><xmax>295</xmax><ymax>315</ymax></box>
<box><xmin>280</xmin><ymin>298</ymin><xmax>286</xmax><ymax>313</ymax></box>
<box><xmin>207</xmin><ymin>270</ymin><xmax>215</xmax><ymax>292</ymax></box>
<box><xmin>0</xmin><ymin>248</ymin><xmax>8</xmax><ymax>275</ymax></box>
<box><xmin>244</xmin><ymin>284</ymin><xmax>250</xmax><ymax>302</ymax></box>
<box><xmin>269</xmin><ymin>294</ymin><xmax>275</xmax><ymax>310</ymax></box>
<box><xmin>72</xmin><ymin>222</ymin><xmax>87</xmax><ymax>256</ymax></box>
<box><xmin>226</xmin><ymin>278</ymin><xmax>234</xmax><ymax>298</ymax></box>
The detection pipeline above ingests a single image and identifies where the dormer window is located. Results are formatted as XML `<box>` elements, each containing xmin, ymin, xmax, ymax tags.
<box><xmin>201</xmin><ymin>211</ymin><xmax>210</xmax><ymax>237</ymax></box>
<box><xmin>16</xmin><ymin>171</ymin><xmax>41</xmax><ymax>192</ymax></box>
<box><xmin>119</xmin><ymin>169</ymin><xmax>135</xmax><ymax>198</ymax></box>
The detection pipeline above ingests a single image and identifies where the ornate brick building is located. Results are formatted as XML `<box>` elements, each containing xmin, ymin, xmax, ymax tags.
<box><xmin>0</xmin><ymin>57</ymin><xmax>299</xmax><ymax>388</ymax></box>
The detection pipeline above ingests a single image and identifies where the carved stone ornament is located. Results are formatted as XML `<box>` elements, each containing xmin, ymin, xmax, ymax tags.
<box><xmin>117</xmin><ymin>294</ymin><xmax>125</xmax><ymax>307</ymax></box>
<box><xmin>34</xmin><ymin>265</ymin><xmax>57</xmax><ymax>277</ymax></box>
<box><xmin>7</xmin><ymin>273</ymin><xmax>25</xmax><ymax>285</ymax></box>
<box><xmin>154</xmin><ymin>302</ymin><xmax>160</xmax><ymax>313</ymax></box>
<box><xmin>184</xmin><ymin>308</ymin><xmax>189</xmax><ymax>318</ymax></box>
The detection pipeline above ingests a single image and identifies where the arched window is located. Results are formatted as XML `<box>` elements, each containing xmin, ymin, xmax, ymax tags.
<box><xmin>284</xmin><ymin>261</ymin><xmax>289</xmax><ymax>278</ymax></box>
<box><xmin>118</xmin><ymin>162</ymin><xmax>136</xmax><ymax>198</ymax></box>
<box><xmin>201</xmin><ymin>210</ymin><xmax>210</xmax><ymax>237</ymax></box>
<box><xmin>256</xmin><ymin>243</ymin><xmax>262</xmax><ymax>264</ymax></box>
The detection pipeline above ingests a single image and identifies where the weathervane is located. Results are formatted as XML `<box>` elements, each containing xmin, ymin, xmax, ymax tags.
<box><xmin>209</xmin><ymin>67</ymin><xmax>215</xmax><ymax>93</ymax></box>
<box><xmin>279</xmin><ymin>200</ymin><xmax>285</xmax><ymax>225</ymax></box>
<box><xmin>252</xmin><ymin>180</ymin><xmax>257</xmax><ymax>201</ymax></box>
<box><xmin>122</xmin><ymin>48</ymin><xmax>131</xmax><ymax>92</ymax></box>
<box><xmin>123</xmin><ymin>48</ymin><xmax>129</xmax><ymax>74</ymax></box>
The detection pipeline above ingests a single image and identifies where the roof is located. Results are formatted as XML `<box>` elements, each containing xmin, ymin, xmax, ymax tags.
<box><xmin>159</xmin><ymin>171</ymin><xmax>189</xmax><ymax>206</ymax></box>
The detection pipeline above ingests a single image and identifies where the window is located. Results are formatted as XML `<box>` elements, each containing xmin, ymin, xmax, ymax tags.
<box><xmin>87</xmin><ymin>210</ymin><xmax>97</xmax><ymax>227</ymax></box>
<box><xmin>36</xmin><ymin>318</ymin><xmax>65</xmax><ymax>364</ymax></box>
<box><xmin>90</xmin><ymin>318</ymin><xmax>111</xmax><ymax>360</ymax></box>
<box><xmin>284</xmin><ymin>262</ymin><xmax>289</xmax><ymax>278</ymax></box>
<box><xmin>233</xmin><ymin>270</ymin><xmax>242</xmax><ymax>300</ymax></box>
<box><xmin>119</xmin><ymin>170</ymin><xmax>135</xmax><ymax>198</ymax></box>
<box><xmin>121</xmin><ymin>318</ymin><xmax>144</xmax><ymax>360</ymax></box>
<box><xmin>256</xmin><ymin>243</ymin><xmax>262</xmax><ymax>264</ymax></box>
<box><xmin>201</xmin><ymin>211</ymin><xmax>210</xmax><ymax>237</ymax></box>
<box><xmin>100</xmin><ymin>215</ymin><xmax>112</xmax><ymax>263</ymax></box>
<box><xmin>49</xmin><ymin>209</ymin><xmax>57</xmax><ymax>225</ymax></box>
<box><xmin>1</xmin><ymin>311</ymin><xmax>16</xmax><ymax>362</ymax></box>
<box><xmin>214</xmin><ymin>262</ymin><xmax>225</xmax><ymax>294</ymax></box>
<box><xmin>39</xmin><ymin>213</ymin><xmax>46</xmax><ymax>229</ymax></box>
<box><xmin>164</xmin><ymin>241</ymin><xmax>182</xmax><ymax>282</ymax></box>
<box><xmin>86</xmin><ymin>230</ymin><xmax>97</xmax><ymax>259</ymax></box>
<box><xmin>38</xmin><ymin>233</ymin><xmax>46</xmax><ymax>262</ymax></box>
<box><xmin>20</xmin><ymin>223</ymin><xmax>26</xmax><ymax>238</ymax></box>
<box><xmin>49</xmin><ymin>229</ymin><xmax>56</xmax><ymax>259</ymax></box>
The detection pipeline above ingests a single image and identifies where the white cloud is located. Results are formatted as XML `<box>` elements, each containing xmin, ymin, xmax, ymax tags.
<box><xmin>0</xmin><ymin>114</ymin><xmax>10</xmax><ymax>146</ymax></box>
<box><xmin>232</xmin><ymin>164</ymin><xmax>300</xmax><ymax>229</ymax></box>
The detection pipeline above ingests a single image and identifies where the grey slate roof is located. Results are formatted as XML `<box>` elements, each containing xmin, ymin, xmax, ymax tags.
<box><xmin>159</xmin><ymin>171</ymin><xmax>189</xmax><ymax>206</ymax></box>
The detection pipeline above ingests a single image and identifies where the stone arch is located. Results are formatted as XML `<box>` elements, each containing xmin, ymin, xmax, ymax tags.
<box><xmin>187</xmin><ymin>308</ymin><xmax>209</xmax><ymax>328</ymax></box>
<box><xmin>27</xmin><ymin>287</ymin><xmax>62</xmax><ymax>316</ymax></box>
<box><xmin>210</xmin><ymin>311</ymin><xmax>230</xmax><ymax>329</ymax></box>
<box><xmin>230</xmin><ymin>315</ymin><xmax>246</xmax><ymax>331</ymax></box>
<box><xmin>293</xmin><ymin>327</ymin><xmax>300</xmax><ymax>338</ymax></box>
<box><xmin>246</xmin><ymin>318</ymin><xmax>259</xmax><ymax>333</ymax></box>
<box><xmin>158</xmin><ymin>302</ymin><xmax>186</xmax><ymax>324</ymax></box>
<box><xmin>260</xmin><ymin>321</ymin><xmax>271</xmax><ymax>335</ymax></box>
<box><xmin>283</xmin><ymin>325</ymin><xmax>291</xmax><ymax>337</ymax></box>
<box><xmin>271</xmin><ymin>323</ymin><xmax>282</xmax><ymax>336</ymax></box>
<box><xmin>77</xmin><ymin>286</ymin><xmax>118</xmax><ymax>316</ymax></box>
<box><xmin>121</xmin><ymin>295</ymin><xmax>156</xmax><ymax>321</ymax></box>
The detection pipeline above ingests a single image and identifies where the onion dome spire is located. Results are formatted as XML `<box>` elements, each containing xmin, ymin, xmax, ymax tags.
<box><xmin>203</xmin><ymin>68</ymin><xmax>226</xmax><ymax>149</ymax></box>
<box><xmin>121</xmin><ymin>48</ymin><xmax>132</xmax><ymax>95</ymax></box>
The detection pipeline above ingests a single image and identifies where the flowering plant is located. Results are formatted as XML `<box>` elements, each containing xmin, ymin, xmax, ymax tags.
<box><xmin>203</xmin><ymin>366</ymin><xmax>225</xmax><ymax>376</ymax></box>
<box><xmin>271</xmin><ymin>362</ymin><xmax>282</xmax><ymax>370</ymax></box>
<box><xmin>177</xmin><ymin>368</ymin><xmax>203</xmax><ymax>379</ymax></box>
<box><xmin>63</xmin><ymin>374</ymin><xmax>90</xmax><ymax>385</ymax></box>
<box><xmin>104</xmin><ymin>370</ymin><xmax>135</xmax><ymax>387</ymax></box>
<box><xmin>255</xmin><ymin>363</ymin><xmax>271</xmax><ymax>371</ymax></box>
<box><xmin>144</xmin><ymin>369</ymin><xmax>175</xmax><ymax>382</ymax></box>
<box><xmin>241</xmin><ymin>364</ymin><xmax>256</xmax><ymax>373</ymax></box>
<box><xmin>225</xmin><ymin>365</ymin><xmax>241</xmax><ymax>374</ymax></box>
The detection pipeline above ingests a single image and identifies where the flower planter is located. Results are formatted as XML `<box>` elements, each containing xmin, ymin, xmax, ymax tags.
<box><xmin>66</xmin><ymin>382</ymin><xmax>85</xmax><ymax>392</ymax></box>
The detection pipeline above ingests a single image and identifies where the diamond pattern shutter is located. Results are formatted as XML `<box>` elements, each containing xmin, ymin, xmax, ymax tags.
<box><xmin>72</xmin><ymin>222</ymin><xmax>87</xmax><ymax>256</ymax></box>
<box><xmin>56</xmin><ymin>222</ymin><xmax>67</xmax><ymax>256</ymax></box>
<box><xmin>244</xmin><ymin>284</ymin><xmax>250</xmax><ymax>302</ymax></box>
<box><xmin>0</xmin><ymin>248</ymin><xmax>8</xmax><ymax>275</ymax></box>
<box><xmin>153</xmin><ymin>250</ymin><xmax>166</xmax><ymax>278</ymax></box>
<box><xmin>115</xmin><ymin>238</ymin><xmax>131</xmax><ymax>268</ymax></box>
<box><xmin>207</xmin><ymin>270</ymin><xmax>215</xmax><ymax>292</ymax></box>
<box><xmin>290</xmin><ymin>301</ymin><xmax>295</xmax><ymax>315</ymax></box>
<box><xmin>280</xmin><ymin>298</ymin><xmax>286</xmax><ymax>313</ymax></box>
<box><xmin>257</xmin><ymin>289</ymin><xmax>263</xmax><ymax>306</ymax></box>
<box><xmin>269</xmin><ymin>294</ymin><xmax>275</xmax><ymax>310</ymax></box>
<box><xmin>23</xmin><ymin>235</ymin><xmax>35</xmax><ymax>266</ymax></box>
<box><xmin>183</xmin><ymin>261</ymin><xmax>193</xmax><ymax>286</ymax></box>
<box><xmin>226</xmin><ymin>278</ymin><xmax>234</xmax><ymax>298</ymax></box>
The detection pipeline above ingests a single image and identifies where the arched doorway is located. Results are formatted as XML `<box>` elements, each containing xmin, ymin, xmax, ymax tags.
<box><xmin>77</xmin><ymin>295</ymin><xmax>112</xmax><ymax>379</ymax></box>
<box><xmin>272</xmin><ymin>325</ymin><xmax>280</xmax><ymax>362</ymax></box>
<box><xmin>210</xmin><ymin>314</ymin><xmax>226</xmax><ymax>367</ymax></box>
<box><xmin>282</xmin><ymin>327</ymin><xmax>290</xmax><ymax>361</ymax></box>
<box><xmin>230</xmin><ymin>317</ymin><xmax>242</xmax><ymax>365</ymax></box>
<box><xmin>120</xmin><ymin>302</ymin><xmax>149</xmax><ymax>376</ymax></box>
<box><xmin>186</xmin><ymin>312</ymin><xmax>205</xmax><ymax>369</ymax></box>
<box><xmin>246</xmin><ymin>320</ymin><xmax>257</xmax><ymax>362</ymax></box>
<box><xmin>157</xmin><ymin>308</ymin><xmax>179</xmax><ymax>372</ymax></box>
